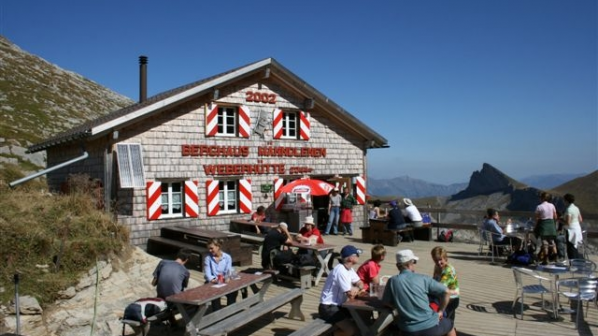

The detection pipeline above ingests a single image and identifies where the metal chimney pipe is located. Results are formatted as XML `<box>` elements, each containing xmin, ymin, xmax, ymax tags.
<box><xmin>139</xmin><ymin>55</ymin><xmax>148</xmax><ymax>102</ymax></box>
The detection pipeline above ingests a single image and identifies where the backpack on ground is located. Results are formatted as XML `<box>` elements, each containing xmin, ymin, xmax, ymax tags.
<box><xmin>438</xmin><ymin>229</ymin><xmax>453</xmax><ymax>242</ymax></box>
<box><xmin>507</xmin><ymin>250</ymin><xmax>534</xmax><ymax>266</ymax></box>
<box><xmin>123</xmin><ymin>297</ymin><xmax>168</xmax><ymax>323</ymax></box>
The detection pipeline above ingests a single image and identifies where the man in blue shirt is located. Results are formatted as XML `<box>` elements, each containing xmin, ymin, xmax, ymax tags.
<box><xmin>382</xmin><ymin>249</ymin><xmax>456</xmax><ymax>336</ymax></box>
<box><xmin>482</xmin><ymin>208</ymin><xmax>521</xmax><ymax>249</ymax></box>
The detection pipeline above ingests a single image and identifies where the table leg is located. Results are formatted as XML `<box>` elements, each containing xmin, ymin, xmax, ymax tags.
<box><xmin>177</xmin><ymin>303</ymin><xmax>208</xmax><ymax>336</ymax></box>
<box><xmin>346</xmin><ymin>308</ymin><xmax>371</xmax><ymax>336</ymax></box>
<box><xmin>314</xmin><ymin>251</ymin><xmax>332</xmax><ymax>286</ymax></box>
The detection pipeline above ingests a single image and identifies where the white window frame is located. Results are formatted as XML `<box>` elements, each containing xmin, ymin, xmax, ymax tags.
<box><xmin>217</xmin><ymin>106</ymin><xmax>237</xmax><ymax>137</ymax></box>
<box><xmin>281</xmin><ymin>111</ymin><xmax>298</xmax><ymax>139</ymax></box>
<box><xmin>160</xmin><ymin>181</ymin><xmax>184</xmax><ymax>218</ymax></box>
<box><xmin>115</xmin><ymin>143</ymin><xmax>145</xmax><ymax>188</ymax></box>
<box><xmin>218</xmin><ymin>180</ymin><xmax>238</xmax><ymax>214</ymax></box>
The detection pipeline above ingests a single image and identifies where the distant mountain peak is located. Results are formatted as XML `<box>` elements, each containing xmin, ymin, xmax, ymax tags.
<box><xmin>451</xmin><ymin>163</ymin><xmax>525</xmax><ymax>200</ymax></box>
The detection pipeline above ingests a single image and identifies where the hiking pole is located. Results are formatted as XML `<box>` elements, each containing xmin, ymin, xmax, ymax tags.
<box><xmin>14</xmin><ymin>273</ymin><xmax>21</xmax><ymax>335</ymax></box>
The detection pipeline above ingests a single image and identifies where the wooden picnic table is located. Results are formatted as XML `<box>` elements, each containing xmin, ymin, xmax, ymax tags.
<box><xmin>342</xmin><ymin>287</ymin><xmax>398</xmax><ymax>336</ymax></box>
<box><xmin>230</xmin><ymin>219</ymin><xmax>279</xmax><ymax>233</ymax></box>
<box><xmin>288</xmin><ymin>240</ymin><xmax>336</xmax><ymax>286</ymax></box>
<box><xmin>166</xmin><ymin>271</ymin><xmax>273</xmax><ymax>336</ymax></box>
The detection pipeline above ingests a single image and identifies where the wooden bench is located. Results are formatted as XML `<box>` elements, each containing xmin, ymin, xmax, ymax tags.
<box><xmin>288</xmin><ymin>318</ymin><xmax>336</xmax><ymax>336</ymax></box>
<box><xmin>196</xmin><ymin>288</ymin><xmax>305</xmax><ymax>336</ymax></box>
<box><xmin>381</xmin><ymin>227</ymin><xmax>414</xmax><ymax>246</ymax></box>
<box><xmin>280</xmin><ymin>263</ymin><xmax>316</xmax><ymax>289</ymax></box>
<box><xmin>413</xmin><ymin>224</ymin><xmax>432</xmax><ymax>241</ymax></box>
<box><xmin>146</xmin><ymin>236</ymin><xmax>209</xmax><ymax>271</ymax></box>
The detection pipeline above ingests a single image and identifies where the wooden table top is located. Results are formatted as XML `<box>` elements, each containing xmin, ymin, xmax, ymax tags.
<box><xmin>166</xmin><ymin>272</ymin><xmax>271</xmax><ymax>306</ymax></box>
<box><xmin>174</xmin><ymin>225</ymin><xmax>236</xmax><ymax>239</ymax></box>
<box><xmin>288</xmin><ymin>240</ymin><xmax>336</xmax><ymax>251</ymax></box>
<box><xmin>231</xmin><ymin>220</ymin><xmax>280</xmax><ymax>228</ymax></box>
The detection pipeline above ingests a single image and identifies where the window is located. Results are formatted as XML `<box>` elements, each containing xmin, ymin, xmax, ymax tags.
<box><xmin>218</xmin><ymin>180</ymin><xmax>238</xmax><ymax>213</ymax></box>
<box><xmin>116</xmin><ymin>143</ymin><xmax>145</xmax><ymax>188</ymax></box>
<box><xmin>281</xmin><ymin>111</ymin><xmax>298</xmax><ymax>138</ymax></box>
<box><xmin>217</xmin><ymin>106</ymin><xmax>237</xmax><ymax>136</ymax></box>
<box><xmin>160</xmin><ymin>182</ymin><xmax>183</xmax><ymax>217</ymax></box>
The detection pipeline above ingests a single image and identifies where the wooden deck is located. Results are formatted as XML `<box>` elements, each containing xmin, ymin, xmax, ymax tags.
<box><xmin>150</xmin><ymin>229</ymin><xmax>598</xmax><ymax>336</ymax></box>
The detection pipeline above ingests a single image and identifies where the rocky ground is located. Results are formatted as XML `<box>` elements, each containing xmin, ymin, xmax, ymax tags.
<box><xmin>0</xmin><ymin>247</ymin><xmax>200</xmax><ymax>336</ymax></box>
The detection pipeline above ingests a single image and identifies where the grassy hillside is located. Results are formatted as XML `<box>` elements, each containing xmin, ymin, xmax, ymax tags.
<box><xmin>0</xmin><ymin>166</ymin><xmax>129</xmax><ymax>307</ymax></box>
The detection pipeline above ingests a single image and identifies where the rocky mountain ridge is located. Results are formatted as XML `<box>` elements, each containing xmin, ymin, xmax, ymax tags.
<box><xmin>0</xmin><ymin>35</ymin><xmax>133</xmax><ymax>172</ymax></box>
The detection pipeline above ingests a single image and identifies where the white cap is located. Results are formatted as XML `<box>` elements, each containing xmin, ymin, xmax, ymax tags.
<box><xmin>396</xmin><ymin>249</ymin><xmax>419</xmax><ymax>264</ymax></box>
<box><xmin>278</xmin><ymin>222</ymin><xmax>288</xmax><ymax>230</ymax></box>
<box><xmin>304</xmin><ymin>216</ymin><xmax>315</xmax><ymax>225</ymax></box>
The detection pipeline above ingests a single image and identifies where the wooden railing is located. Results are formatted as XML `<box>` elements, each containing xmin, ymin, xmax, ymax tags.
<box><xmin>420</xmin><ymin>208</ymin><xmax>598</xmax><ymax>238</ymax></box>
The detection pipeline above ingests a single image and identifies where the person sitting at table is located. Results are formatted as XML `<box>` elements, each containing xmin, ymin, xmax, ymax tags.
<box><xmin>369</xmin><ymin>200</ymin><xmax>383</xmax><ymax>219</ymax></box>
<box><xmin>152</xmin><ymin>248</ymin><xmax>191</xmax><ymax>325</ymax></box>
<box><xmin>204</xmin><ymin>238</ymin><xmax>238</xmax><ymax>312</ymax></box>
<box><xmin>430</xmin><ymin>246</ymin><xmax>460</xmax><ymax>325</ymax></box>
<box><xmin>295</xmin><ymin>215</ymin><xmax>324</xmax><ymax>245</ymax></box>
<box><xmin>357</xmin><ymin>244</ymin><xmax>386</xmax><ymax>293</ymax></box>
<box><xmin>152</xmin><ymin>248</ymin><xmax>191</xmax><ymax>300</ymax></box>
<box><xmin>482</xmin><ymin>208</ymin><xmax>522</xmax><ymax>252</ymax></box>
<box><xmin>382</xmin><ymin>249</ymin><xmax>456</xmax><ymax>336</ymax></box>
<box><xmin>387</xmin><ymin>200</ymin><xmax>409</xmax><ymax>242</ymax></box>
<box><xmin>261</xmin><ymin>222</ymin><xmax>293</xmax><ymax>270</ymax></box>
<box><xmin>403</xmin><ymin>198</ymin><xmax>424</xmax><ymax>228</ymax></box>
<box><xmin>250</xmin><ymin>205</ymin><xmax>267</xmax><ymax>234</ymax></box>
<box><xmin>319</xmin><ymin>245</ymin><xmax>365</xmax><ymax>336</ymax></box>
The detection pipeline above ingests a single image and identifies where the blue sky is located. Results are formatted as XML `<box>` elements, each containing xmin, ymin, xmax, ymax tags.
<box><xmin>2</xmin><ymin>0</ymin><xmax>596</xmax><ymax>185</ymax></box>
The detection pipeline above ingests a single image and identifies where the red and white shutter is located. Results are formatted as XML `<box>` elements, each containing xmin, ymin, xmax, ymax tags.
<box><xmin>299</xmin><ymin>111</ymin><xmax>310</xmax><ymax>140</ymax></box>
<box><xmin>146</xmin><ymin>181</ymin><xmax>162</xmax><ymax>220</ymax></box>
<box><xmin>238</xmin><ymin>105</ymin><xmax>251</xmax><ymax>138</ymax></box>
<box><xmin>355</xmin><ymin>176</ymin><xmax>366</xmax><ymax>205</ymax></box>
<box><xmin>274</xmin><ymin>178</ymin><xmax>284</xmax><ymax>210</ymax></box>
<box><xmin>272</xmin><ymin>108</ymin><xmax>283</xmax><ymax>139</ymax></box>
<box><xmin>184</xmin><ymin>180</ymin><xmax>199</xmax><ymax>218</ymax></box>
<box><xmin>239</xmin><ymin>179</ymin><xmax>252</xmax><ymax>214</ymax></box>
<box><xmin>205</xmin><ymin>103</ymin><xmax>219</xmax><ymax>137</ymax></box>
<box><xmin>206</xmin><ymin>180</ymin><xmax>220</xmax><ymax>216</ymax></box>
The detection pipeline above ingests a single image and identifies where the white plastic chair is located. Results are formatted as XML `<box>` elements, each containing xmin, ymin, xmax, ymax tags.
<box><xmin>512</xmin><ymin>267</ymin><xmax>552</xmax><ymax>319</ymax></box>
<box><xmin>557</xmin><ymin>277</ymin><xmax>598</xmax><ymax>328</ymax></box>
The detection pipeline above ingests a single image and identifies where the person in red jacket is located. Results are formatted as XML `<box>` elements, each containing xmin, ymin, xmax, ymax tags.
<box><xmin>296</xmin><ymin>216</ymin><xmax>324</xmax><ymax>244</ymax></box>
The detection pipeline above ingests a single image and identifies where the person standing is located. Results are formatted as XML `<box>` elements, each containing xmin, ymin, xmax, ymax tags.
<box><xmin>319</xmin><ymin>245</ymin><xmax>365</xmax><ymax>336</ymax></box>
<box><xmin>340</xmin><ymin>187</ymin><xmax>357</xmax><ymax>236</ymax></box>
<box><xmin>561</xmin><ymin>193</ymin><xmax>583</xmax><ymax>259</ymax></box>
<box><xmin>204</xmin><ymin>238</ymin><xmax>238</xmax><ymax>311</ymax></box>
<box><xmin>431</xmin><ymin>246</ymin><xmax>460</xmax><ymax>325</ymax></box>
<box><xmin>535</xmin><ymin>192</ymin><xmax>558</xmax><ymax>265</ymax></box>
<box><xmin>403</xmin><ymin>198</ymin><xmax>423</xmax><ymax>228</ymax></box>
<box><xmin>152</xmin><ymin>248</ymin><xmax>191</xmax><ymax>300</ymax></box>
<box><xmin>382</xmin><ymin>249</ymin><xmax>456</xmax><ymax>336</ymax></box>
<box><xmin>325</xmin><ymin>188</ymin><xmax>342</xmax><ymax>235</ymax></box>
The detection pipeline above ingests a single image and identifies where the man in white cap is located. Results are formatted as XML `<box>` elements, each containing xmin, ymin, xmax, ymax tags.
<box><xmin>382</xmin><ymin>249</ymin><xmax>456</xmax><ymax>336</ymax></box>
<box><xmin>296</xmin><ymin>215</ymin><xmax>324</xmax><ymax>245</ymax></box>
<box><xmin>403</xmin><ymin>198</ymin><xmax>423</xmax><ymax>228</ymax></box>
<box><xmin>261</xmin><ymin>222</ymin><xmax>292</xmax><ymax>270</ymax></box>
<box><xmin>319</xmin><ymin>245</ymin><xmax>365</xmax><ymax>336</ymax></box>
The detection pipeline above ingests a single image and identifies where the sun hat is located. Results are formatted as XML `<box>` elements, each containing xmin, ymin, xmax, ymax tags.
<box><xmin>396</xmin><ymin>249</ymin><xmax>419</xmax><ymax>264</ymax></box>
<box><xmin>278</xmin><ymin>222</ymin><xmax>288</xmax><ymax>230</ymax></box>
<box><xmin>403</xmin><ymin>198</ymin><xmax>413</xmax><ymax>206</ymax></box>
<box><xmin>333</xmin><ymin>187</ymin><xmax>339</xmax><ymax>191</ymax></box>
<box><xmin>304</xmin><ymin>216</ymin><xmax>315</xmax><ymax>225</ymax></box>
<box><xmin>340</xmin><ymin>245</ymin><xmax>362</xmax><ymax>258</ymax></box>
<box><xmin>389</xmin><ymin>200</ymin><xmax>397</xmax><ymax>207</ymax></box>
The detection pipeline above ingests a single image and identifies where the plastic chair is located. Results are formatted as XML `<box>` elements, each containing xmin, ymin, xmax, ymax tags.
<box><xmin>512</xmin><ymin>267</ymin><xmax>553</xmax><ymax>319</ymax></box>
<box><xmin>557</xmin><ymin>277</ymin><xmax>598</xmax><ymax>328</ymax></box>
